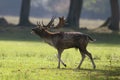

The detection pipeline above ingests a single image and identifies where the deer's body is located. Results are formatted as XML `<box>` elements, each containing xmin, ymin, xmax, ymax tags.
<box><xmin>43</xmin><ymin>31</ymin><xmax>92</xmax><ymax>49</ymax></box>
<box><xmin>32</xmin><ymin>16</ymin><xmax>96</xmax><ymax>69</ymax></box>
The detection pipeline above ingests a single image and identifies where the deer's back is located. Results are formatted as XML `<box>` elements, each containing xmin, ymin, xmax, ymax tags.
<box><xmin>53</xmin><ymin>32</ymin><xmax>89</xmax><ymax>49</ymax></box>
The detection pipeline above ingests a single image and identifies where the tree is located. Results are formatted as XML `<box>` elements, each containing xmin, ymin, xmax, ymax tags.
<box><xmin>18</xmin><ymin>0</ymin><xmax>32</xmax><ymax>26</ymax></box>
<box><xmin>109</xmin><ymin>0</ymin><xmax>119</xmax><ymax>31</ymax></box>
<box><xmin>65</xmin><ymin>0</ymin><xmax>83</xmax><ymax>28</ymax></box>
<box><xmin>100</xmin><ymin>17</ymin><xmax>111</xmax><ymax>27</ymax></box>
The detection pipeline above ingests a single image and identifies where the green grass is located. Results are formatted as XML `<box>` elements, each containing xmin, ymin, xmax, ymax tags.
<box><xmin>0</xmin><ymin>26</ymin><xmax>120</xmax><ymax>80</ymax></box>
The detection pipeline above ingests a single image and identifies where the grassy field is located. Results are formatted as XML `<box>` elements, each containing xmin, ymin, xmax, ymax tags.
<box><xmin>0</xmin><ymin>16</ymin><xmax>120</xmax><ymax>80</ymax></box>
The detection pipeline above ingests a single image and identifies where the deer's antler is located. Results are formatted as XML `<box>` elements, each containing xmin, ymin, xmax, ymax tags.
<box><xmin>46</xmin><ymin>16</ymin><xmax>56</xmax><ymax>28</ymax></box>
<box><xmin>53</xmin><ymin>16</ymin><xmax>66</xmax><ymax>29</ymax></box>
<box><xmin>36</xmin><ymin>16</ymin><xmax>66</xmax><ymax>29</ymax></box>
<box><xmin>37</xmin><ymin>21</ymin><xmax>43</xmax><ymax>29</ymax></box>
<box><xmin>42</xmin><ymin>20</ymin><xmax>45</xmax><ymax>27</ymax></box>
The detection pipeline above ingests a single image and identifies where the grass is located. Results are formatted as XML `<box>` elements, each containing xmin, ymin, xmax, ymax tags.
<box><xmin>0</xmin><ymin>40</ymin><xmax>120</xmax><ymax>80</ymax></box>
<box><xmin>0</xmin><ymin>16</ymin><xmax>120</xmax><ymax>80</ymax></box>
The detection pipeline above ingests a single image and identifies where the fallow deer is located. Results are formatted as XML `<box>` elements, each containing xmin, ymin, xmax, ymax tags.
<box><xmin>31</xmin><ymin>17</ymin><xmax>96</xmax><ymax>69</ymax></box>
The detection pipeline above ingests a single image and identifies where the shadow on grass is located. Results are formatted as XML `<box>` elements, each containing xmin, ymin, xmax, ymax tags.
<box><xmin>81</xmin><ymin>67</ymin><xmax>120</xmax><ymax>80</ymax></box>
<box><xmin>36</xmin><ymin>66</ymin><xmax>120</xmax><ymax>75</ymax></box>
<box><xmin>0</xmin><ymin>25</ymin><xmax>40</xmax><ymax>42</ymax></box>
<box><xmin>34</xmin><ymin>66</ymin><xmax>120</xmax><ymax>80</ymax></box>
<box><xmin>90</xmin><ymin>32</ymin><xmax>120</xmax><ymax>46</ymax></box>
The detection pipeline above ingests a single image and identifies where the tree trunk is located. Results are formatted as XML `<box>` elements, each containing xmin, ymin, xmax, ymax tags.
<box><xmin>65</xmin><ymin>0</ymin><xmax>83</xmax><ymax>28</ymax></box>
<box><xmin>100</xmin><ymin>17</ymin><xmax>111</xmax><ymax>27</ymax></box>
<box><xmin>109</xmin><ymin>0</ymin><xmax>119</xmax><ymax>31</ymax></box>
<box><xmin>18</xmin><ymin>0</ymin><xmax>32</xmax><ymax>26</ymax></box>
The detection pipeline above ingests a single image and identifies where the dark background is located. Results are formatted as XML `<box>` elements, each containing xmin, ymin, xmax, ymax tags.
<box><xmin>0</xmin><ymin>0</ymin><xmax>115</xmax><ymax>19</ymax></box>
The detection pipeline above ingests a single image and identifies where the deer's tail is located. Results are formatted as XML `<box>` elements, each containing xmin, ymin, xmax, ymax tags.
<box><xmin>88</xmin><ymin>35</ymin><xmax>96</xmax><ymax>42</ymax></box>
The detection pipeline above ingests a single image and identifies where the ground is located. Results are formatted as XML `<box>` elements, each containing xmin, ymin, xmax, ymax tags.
<box><xmin>0</xmin><ymin>16</ymin><xmax>120</xmax><ymax>80</ymax></box>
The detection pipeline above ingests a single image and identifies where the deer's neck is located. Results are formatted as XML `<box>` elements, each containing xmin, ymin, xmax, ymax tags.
<box><xmin>42</xmin><ymin>30</ymin><xmax>54</xmax><ymax>39</ymax></box>
<box><xmin>42</xmin><ymin>30</ymin><xmax>57</xmax><ymax>46</ymax></box>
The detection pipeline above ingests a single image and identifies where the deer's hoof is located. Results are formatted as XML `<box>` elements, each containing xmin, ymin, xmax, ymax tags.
<box><xmin>76</xmin><ymin>67</ymin><xmax>80</xmax><ymax>70</ymax></box>
<box><xmin>93</xmin><ymin>65</ymin><xmax>96</xmax><ymax>69</ymax></box>
<box><xmin>57</xmin><ymin>66</ymin><xmax>60</xmax><ymax>69</ymax></box>
<box><xmin>64</xmin><ymin>64</ymin><xmax>67</xmax><ymax>67</ymax></box>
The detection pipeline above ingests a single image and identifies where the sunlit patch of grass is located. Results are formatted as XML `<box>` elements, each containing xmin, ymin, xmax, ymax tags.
<box><xmin>0</xmin><ymin>40</ymin><xmax>120</xmax><ymax>80</ymax></box>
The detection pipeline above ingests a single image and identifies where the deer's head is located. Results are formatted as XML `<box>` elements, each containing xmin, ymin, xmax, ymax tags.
<box><xmin>32</xmin><ymin>16</ymin><xmax>55</xmax><ymax>34</ymax></box>
<box><xmin>31</xmin><ymin>16</ymin><xmax>66</xmax><ymax>35</ymax></box>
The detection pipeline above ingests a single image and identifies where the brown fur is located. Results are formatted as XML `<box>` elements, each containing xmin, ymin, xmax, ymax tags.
<box><xmin>32</xmin><ymin>27</ymin><xmax>96</xmax><ymax>69</ymax></box>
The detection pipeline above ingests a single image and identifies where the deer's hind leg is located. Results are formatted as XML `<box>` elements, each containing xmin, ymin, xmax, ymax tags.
<box><xmin>77</xmin><ymin>46</ymin><xmax>96</xmax><ymax>69</ymax></box>
<box><xmin>77</xmin><ymin>48</ymin><xmax>86</xmax><ymax>69</ymax></box>
<box><xmin>84</xmin><ymin>49</ymin><xmax>96</xmax><ymax>69</ymax></box>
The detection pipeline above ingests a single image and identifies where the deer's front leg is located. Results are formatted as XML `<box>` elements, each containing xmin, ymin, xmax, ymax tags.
<box><xmin>57</xmin><ymin>49</ymin><xmax>64</xmax><ymax>69</ymax></box>
<box><xmin>57</xmin><ymin>54</ymin><xmax>66</xmax><ymax>68</ymax></box>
